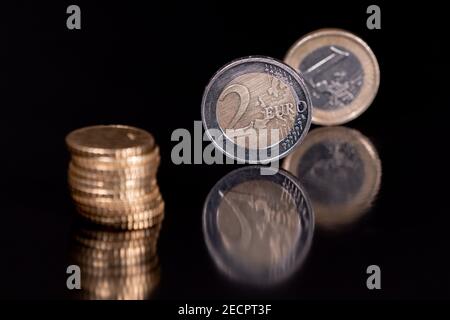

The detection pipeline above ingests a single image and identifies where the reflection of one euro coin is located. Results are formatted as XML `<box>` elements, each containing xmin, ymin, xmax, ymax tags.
<box><xmin>283</xmin><ymin>127</ymin><xmax>381</xmax><ymax>230</ymax></box>
<box><xmin>202</xmin><ymin>166</ymin><xmax>314</xmax><ymax>286</ymax></box>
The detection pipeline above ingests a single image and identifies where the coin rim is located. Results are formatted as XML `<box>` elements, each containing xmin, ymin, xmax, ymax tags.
<box><xmin>201</xmin><ymin>56</ymin><xmax>312</xmax><ymax>163</ymax></box>
<box><xmin>282</xmin><ymin>126</ymin><xmax>382</xmax><ymax>228</ymax></box>
<box><xmin>202</xmin><ymin>165</ymin><xmax>314</xmax><ymax>285</ymax></box>
<box><xmin>284</xmin><ymin>28</ymin><xmax>380</xmax><ymax>125</ymax></box>
<box><xmin>66</xmin><ymin>125</ymin><xmax>156</xmax><ymax>157</ymax></box>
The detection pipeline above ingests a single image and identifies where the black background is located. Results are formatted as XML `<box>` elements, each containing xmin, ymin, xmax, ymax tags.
<box><xmin>2</xmin><ymin>0</ymin><xmax>449</xmax><ymax>300</ymax></box>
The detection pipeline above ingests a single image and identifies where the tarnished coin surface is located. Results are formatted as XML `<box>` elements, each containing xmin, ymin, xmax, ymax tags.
<box><xmin>285</xmin><ymin>29</ymin><xmax>379</xmax><ymax>125</ymax></box>
<box><xmin>202</xmin><ymin>56</ymin><xmax>312</xmax><ymax>163</ymax></box>
<box><xmin>203</xmin><ymin>166</ymin><xmax>314</xmax><ymax>285</ymax></box>
<box><xmin>283</xmin><ymin>127</ymin><xmax>381</xmax><ymax>229</ymax></box>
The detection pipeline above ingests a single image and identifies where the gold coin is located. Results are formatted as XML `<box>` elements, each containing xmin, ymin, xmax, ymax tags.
<box><xmin>71</xmin><ymin>186</ymin><xmax>161</xmax><ymax>207</ymax></box>
<box><xmin>76</xmin><ymin>195</ymin><xmax>164</xmax><ymax>217</ymax></box>
<box><xmin>77</xmin><ymin>202</ymin><xmax>165</xmax><ymax>224</ymax></box>
<box><xmin>75</xmin><ymin>236</ymin><xmax>159</xmax><ymax>252</ymax></box>
<box><xmin>74</xmin><ymin>197</ymin><xmax>163</xmax><ymax>216</ymax></box>
<box><xmin>69</xmin><ymin>180</ymin><xmax>158</xmax><ymax>199</ymax></box>
<box><xmin>78</xmin><ymin>210</ymin><xmax>165</xmax><ymax>230</ymax></box>
<box><xmin>68</xmin><ymin>168</ymin><xmax>157</xmax><ymax>190</ymax></box>
<box><xmin>68</xmin><ymin>160</ymin><xmax>158</xmax><ymax>179</ymax></box>
<box><xmin>66</xmin><ymin>125</ymin><xmax>156</xmax><ymax>158</ymax></box>
<box><xmin>284</xmin><ymin>29</ymin><xmax>380</xmax><ymax>125</ymax></box>
<box><xmin>282</xmin><ymin>126</ymin><xmax>381</xmax><ymax>229</ymax></box>
<box><xmin>71</xmin><ymin>148</ymin><xmax>160</xmax><ymax>170</ymax></box>
<box><xmin>68</xmin><ymin>173</ymin><xmax>157</xmax><ymax>190</ymax></box>
<box><xmin>76</xmin><ymin>224</ymin><xmax>162</xmax><ymax>244</ymax></box>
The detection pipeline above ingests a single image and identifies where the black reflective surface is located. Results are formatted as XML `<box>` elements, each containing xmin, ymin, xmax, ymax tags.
<box><xmin>2</xmin><ymin>1</ymin><xmax>449</xmax><ymax>300</ymax></box>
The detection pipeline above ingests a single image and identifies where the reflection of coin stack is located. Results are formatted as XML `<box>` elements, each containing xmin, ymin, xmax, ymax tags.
<box><xmin>70</xmin><ymin>222</ymin><xmax>161</xmax><ymax>300</ymax></box>
<box><xmin>66</xmin><ymin>125</ymin><xmax>164</xmax><ymax>230</ymax></box>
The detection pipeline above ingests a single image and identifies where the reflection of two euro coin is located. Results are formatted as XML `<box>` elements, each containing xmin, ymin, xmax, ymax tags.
<box><xmin>203</xmin><ymin>166</ymin><xmax>314</xmax><ymax>286</ymax></box>
<box><xmin>283</xmin><ymin>127</ymin><xmax>381</xmax><ymax>230</ymax></box>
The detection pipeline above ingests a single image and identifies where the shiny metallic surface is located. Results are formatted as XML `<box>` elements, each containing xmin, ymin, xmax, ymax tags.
<box><xmin>283</xmin><ymin>127</ymin><xmax>381</xmax><ymax>229</ymax></box>
<box><xmin>202</xmin><ymin>56</ymin><xmax>312</xmax><ymax>163</ymax></box>
<box><xmin>66</xmin><ymin>125</ymin><xmax>164</xmax><ymax>230</ymax></box>
<box><xmin>285</xmin><ymin>29</ymin><xmax>380</xmax><ymax>125</ymax></box>
<box><xmin>66</xmin><ymin>125</ymin><xmax>156</xmax><ymax>158</ymax></box>
<box><xmin>203</xmin><ymin>166</ymin><xmax>314</xmax><ymax>285</ymax></box>
<box><xmin>70</xmin><ymin>222</ymin><xmax>162</xmax><ymax>300</ymax></box>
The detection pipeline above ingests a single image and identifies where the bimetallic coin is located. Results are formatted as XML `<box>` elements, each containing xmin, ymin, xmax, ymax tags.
<box><xmin>203</xmin><ymin>166</ymin><xmax>314</xmax><ymax>285</ymax></box>
<box><xmin>202</xmin><ymin>56</ymin><xmax>312</xmax><ymax>163</ymax></box>
<box><xmin>66</xmin><ymin>125</ymin><xmax>156</xmax><ymax>158</ymax></box>
<box><xmin>285</xmin><ymin>29</ymin><xmax>380</xmax><ymax>125</ymax></box>
<box><xmin>283</xmin><ymin>127</ymin><xmax>381</xmax><ymax>229</ymax></box>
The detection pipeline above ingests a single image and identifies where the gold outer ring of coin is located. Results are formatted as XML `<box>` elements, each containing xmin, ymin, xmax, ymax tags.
<box><xmin>282</xmin><ymin>127</ymin><xmax>381</xmax><ymax>228</ymax></box>
<box><xmin>284</xmin><ymin>28</ymin><xmax>380</xmax><ymax>125</ymax></box>
<box><xmin>66</xmin><ymin>125</ymin><xmax>156</xmax><ymax>158</ymax></box>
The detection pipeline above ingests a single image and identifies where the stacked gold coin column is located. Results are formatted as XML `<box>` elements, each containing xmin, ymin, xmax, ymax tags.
<box><xmin>66</xmin><ymin>125</ymin><xmax>164</xmax><ymax>230</ymax></box>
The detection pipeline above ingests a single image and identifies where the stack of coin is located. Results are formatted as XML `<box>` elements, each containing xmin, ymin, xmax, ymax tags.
<box><xmin>66</xmin><ymin>125</ymin><xmax>164</xmax><ymax>230</ymax></box>
<box><xmin>70</xmin><ymin>222</ymin><xmax>162</xmax><ymax>300</ymax></box>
